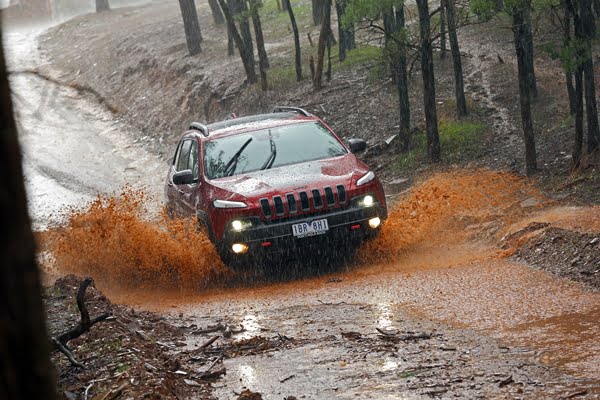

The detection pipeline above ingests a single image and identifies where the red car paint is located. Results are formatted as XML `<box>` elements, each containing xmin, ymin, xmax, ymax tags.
<box><xmin>164</xmin><ymin>108</ymin><xmax>387</xmax><ymax>265</ymax></box>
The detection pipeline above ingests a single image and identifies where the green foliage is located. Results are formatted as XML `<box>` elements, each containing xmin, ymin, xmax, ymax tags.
<box><xmin>469</xmin><ymin>0</ymin><xmax>497</xmax><ymax>20</ymax></box>
<box><xmin>342</xmin><ymin>0</ymin><xmax>405</xmax><ymax>28</ymax></box>
<box><xmin>540</xmin><ymin>38</ymin><xmax>590</xmax><ymax>73</ymax></box>
<box><xmin>392</xmin><ymin>120</ymin><xmax>485</xmax><ymax>172</ymax></box>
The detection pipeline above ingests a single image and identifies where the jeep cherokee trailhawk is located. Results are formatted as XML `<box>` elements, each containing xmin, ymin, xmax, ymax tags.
<box><xmin>165</xmin><ymin>107</ymin><xmax>387</xmax><ymax>268</ymax></box>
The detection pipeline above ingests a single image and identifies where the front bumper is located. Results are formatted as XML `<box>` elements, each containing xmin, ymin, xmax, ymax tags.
<box><xmin>218</xmin><ymin>204</ymin><xmax>386</xmax><ymax>256</ymax></box>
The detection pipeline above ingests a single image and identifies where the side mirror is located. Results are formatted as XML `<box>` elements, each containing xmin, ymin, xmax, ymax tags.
<box><xmin>173</xmin><ymin>169</ymin><xmax>194</xmax><ymax>185</ymax></box>
<box><xmin>348</xmin><ymin>138</ymin><xmax>367</xmax><ymax>153</ymax></box>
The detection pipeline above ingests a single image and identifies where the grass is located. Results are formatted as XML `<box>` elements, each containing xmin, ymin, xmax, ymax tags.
<box><xmin>392</xmin><ymin>119</ymin><xmax>486</xmax><ymax>173</ymax></box>
<box><xmin>268</xmin><ymin>44</ymin><xmax>383</xmax><ymax>88</ymax></box>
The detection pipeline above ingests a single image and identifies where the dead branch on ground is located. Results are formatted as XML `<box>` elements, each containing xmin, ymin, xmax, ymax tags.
<box><xmin>51</xmin><ymin>277</ymin><xmax>113</xmax><ymax>367</ymax></box>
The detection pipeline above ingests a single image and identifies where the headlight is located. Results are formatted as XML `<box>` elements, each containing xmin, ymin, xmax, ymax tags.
<box><xmin>213</xmin><ymin>199</ymin><xmax>247</xmax><ymax>208</ymax></box>
<box><xmin>231</xmin><ymin>219</ymin><xmax>252</xmax><ymax>231</ymax></box>
<box><xmin>362</xmin><ymin>195</ymin><xmax>374</xmax><ymax>207</ymax></box>
<box><xmin>357</xmin><ymin>171</ymin><xmax>375</xmax><ymax>186</ymax></box>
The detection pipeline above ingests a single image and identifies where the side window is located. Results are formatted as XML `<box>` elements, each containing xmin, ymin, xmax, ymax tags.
<box><xmin>172</xmin><ymin>141</ymin><xmax>182</xmax><ymax>166</ymax></box>
<box><xmin>187</xmin><ymin>141</ymin><xmax>199</xmax><ymax>182</ymax></box>
<box><xmin>176</xmin><ymin>140</ymin><xmax>193</xmax><ymax>171</ymax></box>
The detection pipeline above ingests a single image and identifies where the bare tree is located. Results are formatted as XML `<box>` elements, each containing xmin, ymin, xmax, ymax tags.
<box><xmin>0</xmin><ymin>28</ymin><xmax>57</xmax><ymax>400</ymax></box>
<box><xmin>285</xmin><ymin>0</ymin><xmax>303</xmax><ymax>81</ymax></box>
<box><xmin>416</xmin><ymin>0</ymin><xmax>440</xmax><ymax>162</ymax></box>
<box><xmin>178</xmin><ymin>0</ymin><xmax>203</xmax><ymax>56</ymax></box>
<box><xmin>250</xmin><ymin>0</ymin><xmax>270</xmax><ymax>90</ymax></box>
<box><xmin>208</xmin><ymin>0</ymin><xmax>225</xmax><ymax>24</ymax></box>
<box><xmin>314</xmin><ymin>0</ymin><xmax>332</xmax><ymax>90</ymax></box>
<box><xmin>510</xmin><ymin>0</ymin><xmax>537</xmax><ymax>175</ymax></box>
<box><xmin>445</xmin><ymin>0</ymin><xmax>467</xmax><ymax>116</ymax></box>
<box><xmin>218</xmin><ymin>0</ymin><xmax>258</xmax><ymax>83</ymax></box>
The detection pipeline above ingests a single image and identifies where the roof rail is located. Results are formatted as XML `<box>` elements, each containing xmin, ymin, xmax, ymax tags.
<box><xmin>272</xmin><ymin>106</ymin><xmax>311</xmax><ymax>117</ymax></box>
<box><xmin>189</xmin><ymin>122</ymin><xmax>209</xmax><ymax>136</ymax></box>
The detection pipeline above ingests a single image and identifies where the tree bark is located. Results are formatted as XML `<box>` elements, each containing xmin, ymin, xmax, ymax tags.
<box><xmin>96</xmin><ymin>0</ymin><xmax>110</xmax><ymax>12</ymax></box>
<box><xmin>251</xmin><ymin>1</ymin><xmax>269</xmax><ymax>90</ymax></box>
<box><xmin>0</xmin><ymin>28</ymin><xmax>57</xmax><ymax>400</ymax></box>
<box><xmin>208</xmin><ymin>0</ymin><xmax>225</xmax><ymax>24</ymax></box>
<box><xmin>445</xmin><ymin>0</ymin><xmax>467</xmax><ymax>116</ymax></box>
<box><xmin>251</xmin><ymin>0</ymin><xmax>270</xmax><ymax>69</ymax></box>
<box><xmin>335</xmin><ymin>0</ymin><xmax>349</xmax><ymax>61</ymax></box>
<box><xmin>178</xmin><ymin>0</ymin><xmax>202</xmax><ymax>56</ymax></box>
<box><xmin>395</xmin><ymin>5</ymin><xmax>410</xmax><ymax>152</ymax></box>
<box><xmin>416</xmin><ymin>0</ymin><xmax>440</xmax><ymax>162</ymax></box>
<box><xmin>579</xmin><ymin>0</ymin><xmax>600</xmax><ymax>152</ymax></box>
<box><xmin>284</xmin><ymin>0</ymin><xmax>303</xmax><ymax>81</ymax></box>
<box><xmin>512</xmin><ymin>4</ymin><xmax>537</xmax><ymax>175</ymax></box>
<box><xmin>312</xmin><ymin>0</ymin><xmax>323</xmax><ymax>25</ymax></box>
<box><xmin>573</xmin><ymin>67</ymin><xmax>584</xmax><ymax>169</ymax></box>
<box><xmin>218</xmin><ymin>0</ymin><xmax>257</xmax><ymax>83</ymax></box>
<box><xmin>383</xmin><ymin>7</ymin><xmax>396</xmax><ymax>83</ymax></box>
<box><xmin>562</xmin><ymin>0</ymin><xmax>576</xmax><ymax>115</ymax></box>
<box><xmin>313</xmin><ymin>0</ymin><xmax>332</xmax><ymax>90</ymax></box>
<box><xmin>522</xmin><ymin>3</ymin><xmax>537</xmax><ymax>98</ymax></box>
<box><xmin>235</xmin><ymin>0</ymin><xmax>255</xmax><ymax>70</ymax></box>
<box><xmin>440</xmin><ymin>0</ymin><xmax>447</xmax><ymax>59</ymax></box>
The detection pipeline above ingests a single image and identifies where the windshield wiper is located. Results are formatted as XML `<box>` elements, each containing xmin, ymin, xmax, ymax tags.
<box><xmin>222</xmin><ymin>137</ymin><xmax>253</xmax><ymax>177</ymax></box>
<box><xmin>260</xmin><ymin>130</ymin><xmax>277</xmax><ymax>170</ymax></box>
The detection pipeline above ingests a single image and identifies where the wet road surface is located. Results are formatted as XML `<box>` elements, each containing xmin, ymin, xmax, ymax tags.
<box><xmin>6</xmin><ymin>21</ymin><xmax>600</xmax><ymax>400</ymax></box>
<box><xmin>4</xmin><ymin>25</ymin><xmax>163</xmax><ymax>230</ymax></box>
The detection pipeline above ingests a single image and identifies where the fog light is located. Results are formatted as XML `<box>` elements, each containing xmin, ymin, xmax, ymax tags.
<box><xmin>232</xmin><ymin>220</ymin><xmax>243</xmax><ymax>231</ymax></box>
<box><xmin>368</xmin><ymin>217</ymin><xmax>381</xmax><ymax>229</ymax></box>
<box><xmin>232</xmin><ymin>243</ymin><xmax>248</xmax><ymax>254</ymax></box>
<box><xmin>362</xmin><ymin>195</ymin><xmax>374</xmax><ymax>207</ymax></box>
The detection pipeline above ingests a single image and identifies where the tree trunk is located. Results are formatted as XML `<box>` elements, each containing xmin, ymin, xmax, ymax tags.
<box><xmin>496</xmin><ymin>0</ymin><xmax>504</xmax><ymax>11</ymax></box>
<box><xmin>579</xmin><ymin>0</ymin><xmax>600</xmax><ymax>152</ymax></box>
<box><xmin>178</xmin><ymin>0</ymin><xmax>202</xmax><ymax>56</ymax></box>
<box><xmin>416</xmin><ymin>0</ymin><xmax>440</xmax><ymax>162</ymax></box>
<box><xmin>523</xmin><ymin>3</ymin><xmax>537</xmax><ymax>98</ymax></box>
<box><xmin>218</xmin><ymin>0</ymin><xmax>257</xmax><ymax>83</ymax></box>
<box><xmin>312</xmin><ymin>0</ymin><xmax>323</xmax><ymax>25</ymax></box>
<box><xmin>96</xmin><ymin>0</ymin><xmax>110</xmax><ymax>12</ymax></box>
<box><xmin>251</xmin><ymin>0</ymin><xmax>270</xmax><ymax>69</ymax></box>
<box><xmin>395</xmin><ymin>5</ymin><xmax>410</xmax><ymax>152</ymax></box>
<box><xmin>383</xmin><ymin>7</ymin><xmax>396</xmax><ymax>83</ymax></box>
<box><xmin>573</xmin><ymin>66</ymin><xmax>584</xmax><ymax>169</ymax></box>
<box><xmin>313</xmin><ymin>0</ymin><xmax>332</xmax><ymax>90</ymax></box>
<box><xmin>284</xmin><ymin>0</ymin><xmax>303</xmax><ymax>81</ymax></box>
<box><xmin>235</xmin><ymin>0</ymin><xmax>255</xmax><ymax>70</ymax></box>
<box><xmin>440</xmin><ymin>0</ymin><xmax>447</xmax><ymax>59</ymax></box>
<box><xmin>326</xmin><ymin>34</ymin><xmax>332</xmax><ymax>82</ymax></box>
<box><xmin>335</xmin><ymin>0</ymin><xmax>352</xmax><ymax>61</ymax></box>
<box><xmin>562</xmin><ymin>0</ymin><xmax>576</xmax><ymax>115</ymax></box>
<box><xmin>445</xmin><ymin>0</ymin><xmax>467</xmax><ymax>116</ymax></box>
<box><xmin>512</xmin><ymin>4</ymin><xmax>537</xmax><ymax>175</ymax></box>
<box><xmin>251</xmin><ymin>1</ymin><xmax>269</xmax><ymax>90</ymax></box>
<box><xmin>0</xmin><ymin>29</ymin><xmax>57</xmax><ymax>400</ymax></box>
<box><xmin>208</xmin><ymin>0</ymin><xmax>225</xmax><ymax>24</ymax></box>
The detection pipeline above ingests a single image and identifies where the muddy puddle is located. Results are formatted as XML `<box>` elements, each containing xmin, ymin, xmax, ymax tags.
<box><xmin>36</xmin><ymin>169</ymin><xmax>600</xmax><ymax>397</ymax></box>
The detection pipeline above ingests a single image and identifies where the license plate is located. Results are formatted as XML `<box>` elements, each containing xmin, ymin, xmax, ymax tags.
<box><xmin>292</xmin><ymin>218</ymin><xmax>329</xmax><ymax>238</ymax></box>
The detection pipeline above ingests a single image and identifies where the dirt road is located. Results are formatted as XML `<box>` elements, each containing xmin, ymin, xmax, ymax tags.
<box><xmin>5</xmin><ymin>7</ymin><xmax>600</xmax><ymax>400</ymax></box>
<box><xmin>5</xmin><ymin>24</ymin><xmax>163</xmax><ymax>230</ymax></box>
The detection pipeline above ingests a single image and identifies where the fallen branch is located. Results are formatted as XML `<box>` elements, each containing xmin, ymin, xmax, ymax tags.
<box><xmin>199</xmin><ymin>335</ymin><xmax>220</xmax><ymax>350</ymax></box>
<box><xmin>198</xmin><ymin>367</ymin><xmax>226</xmax><ymax>380</ymax></box>
<box><xmin>51</xmin><ymin>277</ymin><xmax>113</xmax><ymax>367</ymax></box>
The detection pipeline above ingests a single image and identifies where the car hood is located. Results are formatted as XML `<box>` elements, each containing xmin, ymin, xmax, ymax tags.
<box><xmin>209</xmin><ymin>154</ymin><xmax>364</xmax><ymax>200</ymax></box>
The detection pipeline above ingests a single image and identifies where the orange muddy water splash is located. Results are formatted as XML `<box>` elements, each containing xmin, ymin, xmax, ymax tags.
<box><xmin>48</xmin><ymin>188</ymin><xmax>229</xmax><ymax>291</ymax></box>
<box><xmin>360</xmin><ymin>169</ymin><xmax>542</xmax><ymax>263</ymax></box>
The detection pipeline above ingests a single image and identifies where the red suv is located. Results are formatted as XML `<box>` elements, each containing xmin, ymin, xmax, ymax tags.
<box><xmin>165</xmin><ymin>107</ymin><xmax>387</xmax><ymax>268</ymax></box>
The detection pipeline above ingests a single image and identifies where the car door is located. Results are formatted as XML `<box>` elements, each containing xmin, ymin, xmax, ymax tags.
<box><xmin>178</xmin><ymin>139</ymin><xmax>200</xmax><ymax>216</ymax></box>
<box><xmin>168</xmin><ymin>139</ymin><xmax>193</xmax><ymax>216</ymax></box>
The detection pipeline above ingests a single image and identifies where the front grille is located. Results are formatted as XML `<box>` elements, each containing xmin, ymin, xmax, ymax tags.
<box><xmin>260</xmin><ymin>198</ymin><xmax>271</xmax><ymax>218</ymax></box>
<box><xmin>274</xmin><ymin>196</ymin><xmax>285</xmax><ymax>215</ymax></box>
<box><xmin>286</xmin><ymin>193</ymin><xmax>297</xmax><ymax>213</ymax></box>
<box><xmin>324</xmin><ymin>187</ymin><xmax>335</xmax><ymax>206</ymax></box>
<box><xmin>312</xmin><ymin>189</ymin><xmax>323</xmax><ymax>208</ymax></box>
<box><xmin>299</xmin><ymin>191</ymin><xmax>310</xmax><ymax>211</ymax></box>
<box><xmin>259</xmin><ymin>185</ymin><xmax>347</xmax><ymax>219</ymax></box>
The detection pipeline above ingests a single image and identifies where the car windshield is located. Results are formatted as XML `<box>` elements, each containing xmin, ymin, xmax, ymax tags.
<box><xmin>203</xmin><ymin>121</ymin><xmax>348</xmax><ymax>179</ymax></box>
